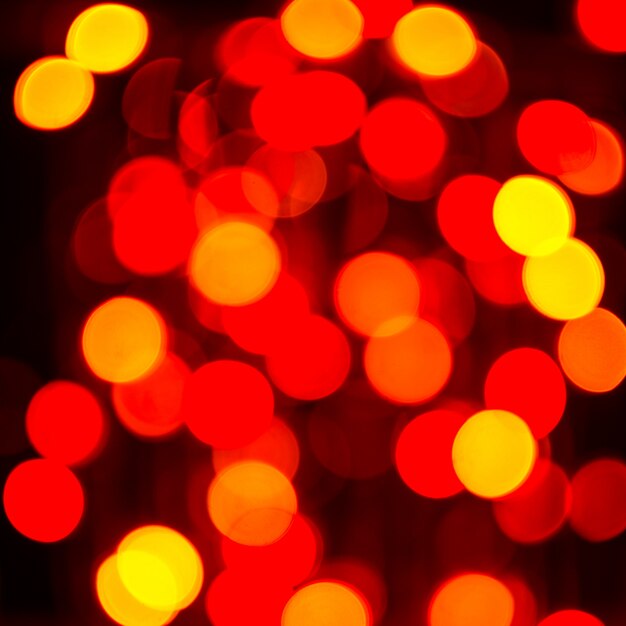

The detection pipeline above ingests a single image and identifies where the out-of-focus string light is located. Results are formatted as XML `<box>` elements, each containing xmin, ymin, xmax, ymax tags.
<box><xmin>538</xmin><ymin>610</ymin><xmax>605</xmax><ymax>626</ymax></box>
<box><xmin>576</xmin><ymin>0</ymin><xmax>626</xmax><ymax>53</ymax></box>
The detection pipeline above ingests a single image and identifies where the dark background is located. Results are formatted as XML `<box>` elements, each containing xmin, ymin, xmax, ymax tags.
<box><xmin>1</xmin><ymin>0</ymin><xmax>625</xmax><ymax>625</ymax></box>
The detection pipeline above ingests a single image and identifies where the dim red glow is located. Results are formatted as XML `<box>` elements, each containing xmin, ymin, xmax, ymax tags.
<box><xmin>465</xmin><ymin>252</ymin><xmax>527</xmax><ymax>306</ymax></box>
<box><xmin>364</xmin><ymin>318</ymin><xmax>452</xmax><ymax>404</ymax></box>
<box><xmin>429</xmin><ymin>573</ymin><xmax>514</xmax><ymax>626</ymax></box>
<box><xmin>183</xmin><ymin>360</ymin><xmax>273</xmax><ymax>449</ymax></box>
<box><xmin>3</xmin><ymin>459</ymin><xmax>84</xmax><ymax>542</ymax></box>
<box><xmin>265</xmin><ymin>314</ymin><xmax>351</xmax><ymax>400</ymax></box>
<box><xmin>517</xmin><ymin>100</ymin><xmax>596</xmax><ymax>175</ymax></box>
<box><xmin>576</xmin><ymin>0</ymin><xmax>626</xmax><ymax>53</ymax></box>
<box><xmin>493</xmin><ymin>460</ymin><xmax>572</xmax><ymax>543</ymax></box>
<box><xmin>359</xmin><ymin>97</ymin><xmax>447</xmax><ymax>182</ymax></box>
<box><xmin>112</xmin><ymin>353</ymin><xmax>189</xmax><ymax>439</ymax></box>
<box><xmin>538</xmin><ymin>610</ymin><xmax>604</xmax><ymax>626</ymax></box>
<box><xmin>251</xmin><ymin>71</ymin><xmax>366</xmax><ymax>151</ymax></box>
<box><xmin>177</xmin><ymin>84</ymin><xmax>218</xmax><ymax>169</ymax></box>
<box><xmin>570</xmin><ymin>458</ymin><xmax>626</xmax><ymax>541</ymax></box>
<box><xmin>484</xmin><ymin>348</ymin><xmax>567</xmax><ymax>438</ymax></box>
<box><xmin>352</xmin><ymin>0</ymin><xmax>412</xmax><ymax>38</ymax></box>
<box><xmin>26</xmin><ymin>381</ymin><xmax>105</xmax><ymax>466</ymax></box>
<box><xmin>206</xmin><ymin>569</ymin><xmax>293</xmax><ymax>626</ymax></box>
<box><xmin>221</xmin><ymin>513</ymin><xmax>320</xmax><ymax>585</ymax></box>
<box><xmin>395</xmin><ymin>409</ymin><xmax>467</xmax><ymax>499</ymax></box>
<box><xmin>335</xmin><ymin>251</ymin><xmax>420</xmax><ymax>337</ymax></box>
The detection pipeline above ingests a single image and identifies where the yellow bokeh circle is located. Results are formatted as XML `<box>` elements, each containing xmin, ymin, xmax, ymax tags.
<box><xmin>281</xmin><ymin>0</ymin><xmax>364</xmax><ymax>60</ymax></box>
<box><xmin>189</xmin><ymin>221</ymin><xmax>281</xmax><ymax>306</ymax></box>
<box><xmin>452</xmin><ymin>409</ymin><xmax>537</xmax><ymax>499</ymax></box>
<box><xmin>66</xmin><ymin>3</ymin><xmax>149</xmax><ymax>73</ymax></box>
<box><xmin>493</xmin><ymin>175</ymin><xmax>575</xmax><ymax>257</ymax></box>
<box><xmin>14</xmin><ymin>56</ymin><xmax>94</xmax><ymax>130</ymax></box>
<box><xmin>82</xmin><ymin>296</ymin><xmax>166</xmax><ymax>383</ymax></box>
<box><xmin>392</xmin><ymin>6</ymin><xmax>477</xmax><ymax>77</ymax></box>
<box><xmin>522</xmin><ymin>238</ymin><xmax>604</xmax><ymax>320</ymax></box>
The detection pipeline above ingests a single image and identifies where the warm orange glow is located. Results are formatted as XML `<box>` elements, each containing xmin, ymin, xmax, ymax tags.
<box><xmin>523</xmin><ymin>238</ymin><xmax>604</xmax><ymax>320</ymax></box>
<box><xmin>452</xmin><ymin>410</ymin><xmax>537</xmax><ymax>499</ymax></box>
<box><xmin>558</xmin><ymin>307</ymin><xmax>626</xmax><ymax>392</ymax></box>
<box><xmin>14</xmin><ymin>57</ymin><xmax>94</xmax><ymax>130</ymax></box>
<box><xmin>429</xmin><ymin>573</ymin><xmax>514</xmax><ymax>626</ymax></box>
<box><xmin>335</xmin><ymin>252</ymin><xmax>420</xmax><ymax>337</ymax></box>
<box><xmin>281</xmin><ymin>0</ymin><xmax>364</xmax><ymax>60</ymax></box>
<box><xmin>116</xmin><ymin>525</ymin><xmax>203</xmax><ymax>611</ymax></box>
<box><xmin>82</xmin><ymin>296</ymin><xmax>166</xmax><ymax>383</ymax></box>
<box><xmin>207</xmin><ymin>461</ymin><xmax>297</xmax><ymax>546</ymax></box>
<box><xmin>559</xmin><ymin>120</ymin><xmax>624</xmax><ymax>195</ymax></box>
<box><xmin>392</xmin><ymin>6</ymin><xmax>477</xmax><ymax>77</ymax></box>
<box><xmin>282</xmin><ymin>580</ymin><xmax>371</xmax><ymax>626</ymax></box>
<box><xmin>96</xmin><ymin>554</ymin><xmax>176</xmax><ymax>626</ymax></box>
<box><xmin>66</xmin><ymin>3</ymin><xmax>149</xmax><ymax>73</ymax></box>
<box><xmin>189</xmin><ymin>221</ymin><xmax>281</xmax><ymax>306</ymax></box>
<box><xmin>364</xmin><ymin>318</ymin><xmax>452</xmax><ymax>404</ymax></box>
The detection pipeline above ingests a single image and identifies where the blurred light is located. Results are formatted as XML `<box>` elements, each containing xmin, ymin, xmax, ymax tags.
<box><xmin>570</xmin><ymin>458</ymin><xmax>626</xmax><ymax>541</ymax></box>
<box><xmin>558</xmin><ymin>307</ymin><xmax>626</xmax><ymax>392</ymax></box>
<box><xmin>280</xmin><ymin>0</ymin><xmax>364</xmax><ymax>60</ymax></box>
<box><xmin>207</xmin><ymin>461</ymin><xmax>297</xmax><ymax>546</ymax></box>
<box><xmin>265</xmin><ymin>314</ymin><xmax>351</xmax><ymax>400</ymax></box>
<box><xmin>576</xmin><ymin>0</ymin><xmax>626</xmax><ymax>53</ymax></box>
<box><xmin>220</xmin><ymin>513</ymin><xmax>320</xmax><ymax>585</ymax></box>
<box><xmin>352</xmin><ymin>0</ymin><xmax>412</xmax><ymax>38</ymax></box>
<box><xmin>178</xmin><ymin>85</ymin><xmax>218</xmax><ymax>168</ymax></box>
<box><xmin>493</xmin><ymin>176</ymin><xmax>574</xmax><ymax>257</ymax></box>
<box><xmin>282</xmin><ymin>580</ymin><xmax>371</xmax><ymax>626</ymax></box>
<box><xmin>206</xmin><ymin>569</ymin><xmax>293</xmax><ymax>626</ymax></box>
<box><xmin>14</xmin><ymin>57</ymin><xmax>94</xmax><ymax>130</ymax></box>
<box><xmin>189</xmin><ymin>221</ymin><xmax>280</xmax><ymax>306</ymax></box>
<box><xmin>212</xmin><ymin>417</ymin><xmax>300</xmax><ymax>478</ymax></box>
<box><xmin>559</xmin><ymin>121</ymin><xmax>624</xmax><ymax>195</ymax></box>
<box><xmin>116</xmin><ymin>525</ymin><xmax>203</xmax><ymax>611</ymax></box>
<box><xmin>335</xmin><ymin>251</ymin><xmax>420</xmax><ymax>337</ymax></box>
<box><xmin>484</xmin><ymin>347</ymin><xmax>567</xmax><ymax>438</ymax></box>
<box><xmin>66</xmin><ymin>3</ymin><xmax>148</xmax><ymax>73</ymax></box>
<box><xmin>465</xmin><ymin>252</ymin><xmax>527</xmax><ymax>306</ymax></box>
<box><xmin>522</xmin><ymin>238</ymin><xmax>604</xmax><ymax>320</ymax></box>
<box><xmin>516</xmin><ymin>100</ymin><xmax>596</xmax><ymax>175</ymax></box>
<box><xmin>452</xmin><ymin>409</ymin><xmax>537</xmax><ymax>499</ymax></box>
<box><xmin>364</xmin><ymin>318</ymin><xmax>452</xmax><ymax>404</ymax></box>
<box><xmin>392</xmin><ymin>6</ymin><xmax>477</xmax><ymax>77</ymax></box>
<box><xmin>538</xmin><ymin>610</ymin><xmax>605</xmax><ymax>626</ymax></box>
<box><xmin>112</xmin><ymin>353</ymin><xmax>189</xmax><ymax>439</ymax></box>
<box><xmin>493</xmin><ymin>460</ymin><xmax>571</xmax><ymax>543</ymax></box>
<box><xmin>395</xmin><ymin>409</ymin><xmax>467</xmax><ymax>498</ymax></box>
<box><xmin>437</xmin><ymin>175</ymin><xmax>508</xmax><ymax>262</ymax></box>
<box><xmin>251</xmin><ymin>71</ymin><xmax>366</xmax><ymax>151</ymax></box>
<box><xmin>82</xmin><ymin>296</ymin><xmax>166</xmax><ymax>383</ymax></box>
<box><xmin>3</xmin><ymin>459</ymin><xmax>84</xmax><ymax>542</ymax></box>
<box><xmin>96</xmin><ymin>554</ymin><xmax>176</xmax><ymax>626</ymax></box>
<box><xmin>429</xmin><ymin>573</ymin><xmax>514</xmax><ymax>626</ymax></box>
<box><xmin>26</xmin><ymin>381</ymin><xmax>105</xmax><ymax>465</ymax></box>
<box><xmin>359</xmin><ymin>97</ymin><xmax>447</xmax><ymax>181</ymax></box>
<box><xmin>183</xmin><ymin>360</ymin><xmax>273</xmax><ymax>449</ymax></box>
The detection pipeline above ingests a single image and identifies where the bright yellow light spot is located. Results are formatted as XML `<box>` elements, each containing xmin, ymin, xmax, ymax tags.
<box><xmin>14</xmin><ymin>57</ymin><xmax>94</xmax><ymax>130</ymax></box>
<box><xmin>558</xmin><ymin>307</ymin><xmax>626</xmax><ymax>392</ymax></box>
<box><xmin>66</xmin><ymin>3</ymin><xmax>149</xmax><ymax>73</ymax></box>
<box><xmin>282</xmin><ymin>580</ymin><xmax>371</xmax><ymax>626</ymax></box>
<box><xmin>189</xmin><ymin>221</ymin><xmax>280</xmax><ymax>306</ymax></box>
<box><xmin>208</xmin><ymin>461</ymin><xmax>297</xmax><ymax>546</ymax></box>
<box><xmin>559</xmin><ymin>120</ymin><xmax>625</xmax><ymax>196</ymax></box>
<box><xmin>392</xmin><ymin>7</ymin><xmax>477</xmax><ymax>77</ymax></box>
<box><xmin>523</xmin><ymin>238</ymin><xmax>604</xmax><ymax>320</ymax></box>
<box><xmin>335</xmin><ymin>252</ymin><xmax>420</xmax><ymax>337</ymax></box>
<box><xmin>116</xmin><ymin>526</ymin><xmax>203</xmax><ymax>612</ymax></box>
<box><xmin>82</xmin><ymin>296</ymin><xmax>166</xmax><ymax>383</ymax></box>
<box><xmin>429</xmin><ymin>573</ymin><xmax>514</xmax><ymax>626</ymax></box>
<box><xmin>493</xmin><ymin>175</ymin><xmax>575</xmax><ymax>257</ymax></box>
<box><xmin>452</xmin><ymin>410</ymin><xmax>537</xmax><ymax>499</ymax></box>
<box><xmin>281</xmin><ymin>0</ymin><xmax>364</xmax><ymax>60</ymax></box>
<box><xmin>96</xmin><ymin>554</ymin><xmax>176</xmax><ymax>626</ymax></box>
